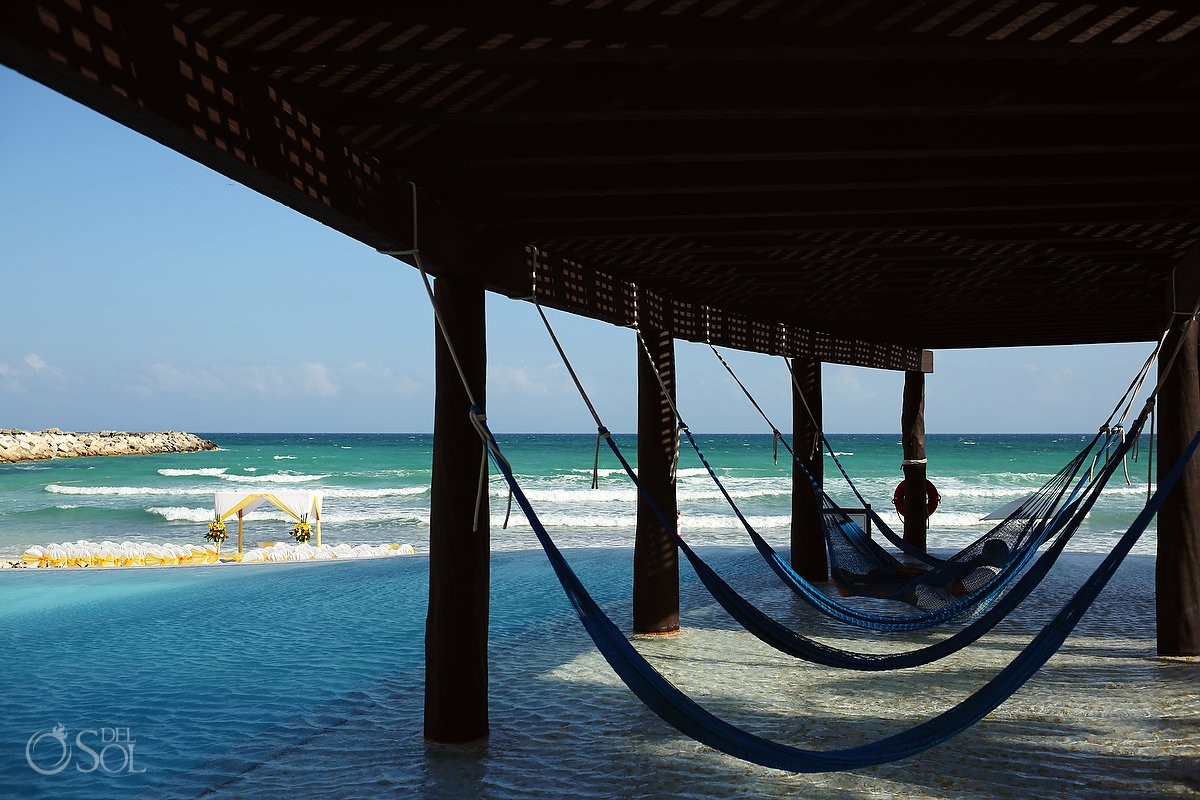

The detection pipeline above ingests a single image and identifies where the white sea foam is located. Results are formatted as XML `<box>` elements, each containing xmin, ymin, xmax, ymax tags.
<box><xmin>674</xmin><ymin>467</ymin><xmax>712</xmax><ymax>478</ymax></box>
<box><xmin>219</xmin><ymin>473</ymin><xmax>329</xmax><ymax>484</ymax></box>
<box><xmin>157</xmin><ymin>467</ymin><xmax>229</xmax><ymax>477</ymax></box>
<box><xmin>493</xmin><ymin>512</ymin><xmax>791</xmax><ymax>531</ymax></box>
<box><xmin>923</xmin><ymin>510</ymin><xmax>999</xmax><ymax>528</ymax></box>
<box><xmin>323</xmin><ymin>486</ymin><xmax>427</xmax><ymax>499</ymax></box>
<box><xmin>146</xmin><ymin>505</ymin><xmax>429</xmax><ymax>525</ymax></box>
<box><xmin>46</xmin><ymin>484</ymin><xmax>212</xmax><ymax>497</ymax></box>
<box><xmin>568</xmin><ymin>468</ymin><xmax>628</xmax><ymax>478</ymax></box>
<box><xmin>273</xmin><ymin>455</ymin><xmax>297</xmax><ymax>460</ymax></box>
<box><xmin>147</xmin><ymin>506</ymin><xmax>211</xmax><ymax>522</ymax></box>
<box><xmin>974</xmin><ymin>471</ymin><xmax>1060</xmax><ymax>484</ymax></box>
<box><xmin>146</xmin><ymin>506</ymin><xmax>296</xmax><ymax>523</ymax></box>
<box><xmin>492</xmin><ymin>484</ymin><xmax>791</xmax><ymax>504</ymax></box>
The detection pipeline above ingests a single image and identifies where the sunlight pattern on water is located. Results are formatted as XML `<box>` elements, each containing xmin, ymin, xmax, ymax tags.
<box><xmin>0</xmin><ymin>549</ymin><xmax>1193</xmax><ymax>799</ymax></box>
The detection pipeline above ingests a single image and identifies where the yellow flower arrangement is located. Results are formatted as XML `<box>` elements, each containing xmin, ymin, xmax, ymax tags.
<box><xmin>290</xmin><ymin>516</ymin><xmax>312</xmax><ymax>543</ymax></box>
<box><xmin>205</xmin><ymin>519</ymin><xmax>228</xmax><ymax>544</ymax></box>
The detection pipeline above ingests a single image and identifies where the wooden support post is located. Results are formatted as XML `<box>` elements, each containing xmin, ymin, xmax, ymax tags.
<box><xmin>790</xmin><ymin>357</ymin><xmax>827</xmax><ymax>581</ymax></box>
<box><xmin>1157</xmin><ymin>314</ymin><xmax>1200</xmax><ymax>656</ymax></box>
<box><xmin>425</xmin><ymin>274</ymin><xmax>490</xmax><ymax>742</ymax></box>
<box><xmin>900</xmin><ymin>370</ymin><xmax>928</xmax><ymax>552</ymax></box>
<box><xmin>237</xmin><ymin>511</ymin><xmax>244</xmax><ymax>554</ymax></box>
<box><xmin>634</xmin><ymin>325</ymin><xmax>680</xmax><ymax>635</ymax></box>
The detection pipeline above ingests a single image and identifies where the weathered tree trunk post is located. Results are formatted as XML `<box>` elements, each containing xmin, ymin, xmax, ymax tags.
<box><xmin>425</xmin><ymin>274</ymin><xmax>490</xmax><ymax>742</ymax></box>
<box><xmin>900</xmin><ymin>370</ymin><xmax>928</xmax><ymax>552</ymax></box>
<box><xmin>790</xmin><ymin>357</ymin><xmax>827</xmax><ymax>581</ymax></box>
<box><xmin>634</xmin><ymin>324</ymin><xmax>680</xmax><ymax>634</ymax></box>
<box><xmin>1157</xmin><ymin>306</ymin><xmax>1200</xmax><ymax>656</ymax></box>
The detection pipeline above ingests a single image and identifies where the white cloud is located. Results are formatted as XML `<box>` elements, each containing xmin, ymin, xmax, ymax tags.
<box><xmin>23</xmin><ymin>353</ymin><xmax>64</xmax><ymax>377</ymax></box>
<box><xmin>344</xmin><ymin>362</ymin><xmax>426</xmax><ymax>396</ymax></box>
<box><xmin>489</xmin><ymin>362</ymin><xmax>566</xmax><ymax>397</ymax></box>
<box><xmin>0</xmin><ymin>353</ymin><xmax>66</xmax><ymax>392</ymax></box>
<box><xmin>131</xmin><ymin>360</ymin><xmax>438</xmax><ymax>401</ymax></box>
<box><xmin>134</xmin><ymin>364</ymin><xmax>309</xmax><ymax>398</ymax></box>
<box><xmin>136</xmin><ymin>363</ymin><xmax>218</xmax><ymax>395</ymax></box>
<box><xmin>298</xmin><ymin>361</ymin><xmax>339</xmax><ymax>397</ymax></box>
<box><xmin>1021</xmin><ymin>362</ymin><xmax>1076</xmax><ymax>400</ymax></box>
<box><xmin>825</xmin><ymin>366</ymin><xmax>876</xmax><ymax>404</ymax></box>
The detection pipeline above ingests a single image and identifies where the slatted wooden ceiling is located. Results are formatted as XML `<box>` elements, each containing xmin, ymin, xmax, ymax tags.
<box><xmin>3</xmin><ymin>0</ymin><xmax>1199</xmax><ymax>370</ymax></box>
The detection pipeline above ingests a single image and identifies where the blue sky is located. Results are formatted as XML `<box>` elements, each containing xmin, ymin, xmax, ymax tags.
<box><xmin>1</xmin><ymin>67</ymin><xmax>1159</xmax><ymax>434</ymax></box>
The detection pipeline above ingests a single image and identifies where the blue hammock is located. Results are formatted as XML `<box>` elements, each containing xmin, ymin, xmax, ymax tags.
<box><xmin>702</xmin><ymin>344</ymin><xmax>1146</xmax><ymax>618</ymax></box>
<box><xmin>667</xmin><ymin>419</ymin><xmax>1136</xmax><ymax>670</ymax></box>
<box><xmin>594</xmin><ymin>413</ymin><xmax>1137</xmax><ymax>658</ymax></box>
<box><xmin>520</xmin><ymin>306</ymin><xmax>1139</xmax><ymax>664</ymax></box>
<box><xmin>472</xmin><ymin>405</ymin><xmax>1198</xmax><ymax>772</ymax></box>
<box><xmin>815</xmin><ymin>428</ymin><xmax>1119</xmax><ymax>596</ymax></box>
<box><xmin>681</xmin><ymin>421</ymin><xmax>1133</xmax><ymax>630</ymax></box>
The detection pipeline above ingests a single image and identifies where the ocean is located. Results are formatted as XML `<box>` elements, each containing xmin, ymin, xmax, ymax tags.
<box><xmin>2</xmin><ymin>432</ymin><xmax>1192</xmax><ymax>799</ymax></box>
<box><xmin>0</xmin><ymin>431</ymin><xmax>1161</xmax><ymax>561</ymax></box>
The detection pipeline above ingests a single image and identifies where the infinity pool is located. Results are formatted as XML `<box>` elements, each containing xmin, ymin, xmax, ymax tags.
<box><xmin>0</xmin><ymin>548</ymin><xmax>1194</xmax><ymax>798</ymax></box>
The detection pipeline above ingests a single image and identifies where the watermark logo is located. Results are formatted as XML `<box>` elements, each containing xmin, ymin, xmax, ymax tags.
<box><xmin>25</xmin><ymin>724</ymin><xmax>146</xmax><ymax>776</ymax></box>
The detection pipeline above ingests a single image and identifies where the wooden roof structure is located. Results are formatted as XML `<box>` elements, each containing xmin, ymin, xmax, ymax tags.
<box><xmin>4</xmin><ymin>1</ymin><xmax>1200</xmax><ymax>371</ymax></box>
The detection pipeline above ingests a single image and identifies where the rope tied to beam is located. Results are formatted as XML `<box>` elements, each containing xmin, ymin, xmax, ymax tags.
<box><xmin>634</xmin><ymin>327</ymin><xmax>685</xmax><ymax>485</ymax></box>
<box><xmin>592</xmin><ymin>428</ymin><xmax>611</xmax><ymax>490</ymax></box>
<box><xmin>528</xmin><ymin>247</ymin><xmax>626</xmax><ymax>490</ymax></box>
<box><xmin>395</xmin><ymin>181</ymin><xmax>494</xmax><ymax>532</ymax></box>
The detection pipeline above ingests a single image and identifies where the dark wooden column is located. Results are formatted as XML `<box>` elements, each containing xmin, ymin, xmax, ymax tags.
<box><xmin>900</xmin><ymin>370</ymin><xmax>928</xmax><ymax>552</ymax></box>
<box><xmin>634</xmin><ymin>325</ymin><xmax>680</xmax><ymax>634</ymax></box>
<box><xmin>425</xmin><ymin>275</ymin><xmax>490</xmax><ymax>742</ymax></box>
<box><xmin>1157</xmin><ymin>313</ymin><xmax>1200</xmax><ymax>656</ymax></box>
<box><xmin>790</xmin><ymin>357</ymin><xmax>828</xmax><ymax>581</ymax></box>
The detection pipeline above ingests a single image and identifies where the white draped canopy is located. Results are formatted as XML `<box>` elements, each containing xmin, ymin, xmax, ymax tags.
<box><xmin>214</xmin><ymin>491</ymin><xmax>322</xmax><ymax>551</ymax></box>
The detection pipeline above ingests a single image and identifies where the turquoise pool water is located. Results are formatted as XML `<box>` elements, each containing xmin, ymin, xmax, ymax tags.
<box><xmin>1</xmin><ymin>548</ymin><xmax>1194</xmax><ymax>799</ymax></box>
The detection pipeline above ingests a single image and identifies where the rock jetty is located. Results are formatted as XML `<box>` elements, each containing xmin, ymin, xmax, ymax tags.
<box><xmin>0</xmin><ymin>429</ymin><xmax>218</xmax><ymax>463</ymax></box>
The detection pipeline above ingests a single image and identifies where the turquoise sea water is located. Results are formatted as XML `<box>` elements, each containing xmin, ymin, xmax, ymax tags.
<box><xmin>0</xmin><ymin>433</ymin><xmax>1192</xmax><ymax>798</ymax></box>
<box><xmin>0</xmin><ymin>431</ymin><xmax>1161</xmax><ymax>560</ymax></box>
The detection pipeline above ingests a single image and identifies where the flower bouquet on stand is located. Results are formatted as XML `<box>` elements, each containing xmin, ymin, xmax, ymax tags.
<box><xmin>290</xmin><ymin>515</ymin><xmax>312</xmax><ymax>544</ymax></box>
<box><xmin>204</xmin><ymin>518</ymin><xmax>228</xmax><ymax>558</ymax></box>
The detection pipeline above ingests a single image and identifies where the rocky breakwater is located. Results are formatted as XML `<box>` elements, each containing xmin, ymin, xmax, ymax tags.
<box><xmin>0</xmin><ymin>429</ymin><xmax>218</xmax><ymax>463</ymax></box>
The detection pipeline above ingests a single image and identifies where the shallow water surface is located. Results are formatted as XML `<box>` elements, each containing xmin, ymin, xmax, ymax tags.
<box><xmin>0</xmin><ymin>548</ymin><xmax>1194</xmax><ymax>799</ymax></box>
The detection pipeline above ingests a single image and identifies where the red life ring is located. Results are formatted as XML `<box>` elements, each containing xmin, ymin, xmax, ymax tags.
<box><xmin>892</xmin><ymin>479</ymin><xmax>940</xmax><ymax>518</ymax></box>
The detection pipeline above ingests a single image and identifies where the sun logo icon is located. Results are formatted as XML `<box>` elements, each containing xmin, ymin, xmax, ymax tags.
<box><xmin>26</xmin><ymin>723</ymin><xmax>72</xmax><ymax>775</ymax></box>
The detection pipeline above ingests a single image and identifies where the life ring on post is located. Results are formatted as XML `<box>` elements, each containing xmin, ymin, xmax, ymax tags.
<box><xmin>892</xmin><ymin>479</ymin><xmax>940</xmax><ymax>519</ymax></box>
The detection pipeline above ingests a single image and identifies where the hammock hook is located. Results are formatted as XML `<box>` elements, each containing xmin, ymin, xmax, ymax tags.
<box><xmin>592</xmin><ymin>427</ymin><xmax>611</xmax><ymax>489</ymax></box>
<box><xmin>672</xmin><ymin>424</ymin><xmax>685</xmax><ymax>484</ymax></box>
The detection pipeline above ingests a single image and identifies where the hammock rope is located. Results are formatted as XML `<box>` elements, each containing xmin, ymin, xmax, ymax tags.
<box><xmin>638</xmin><ymin>334</ymin><xmax>1124</xmax><ymax>629</ymax></box>
<box><xmin>680</xmin><ymin>406</ymin><xmax>1118</xmax><ymax>630</ymax></box>
<box><xmin>533</xmin><ymin>311</ymin><xmax>1112</xmax><ymax>657</ymax></box>
<box><xmin>705</xmin><ymin>339</ymin><xmax>1168</xmax><ymax>621</ymax></box>
<box><xmin>472</xmin><ymin>403</ymin><xmax>1199</xmax><ymax>771</ymax></box>
<box><xmin>402</xmin><ymin>215</ymin><xmax>1200</xmax><ymax>770</ymax></box>
<box><xmin>531</xmin><ymin>305</ymin><xmax>1139</xmax><ymax>636</ymax></box>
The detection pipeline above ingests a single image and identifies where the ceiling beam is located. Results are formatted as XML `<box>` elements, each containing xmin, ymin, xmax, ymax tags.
<box><xmin>239</xmin><ymin>41</ymin><xmax>1200</xmax><ymax>69</ymax></box>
